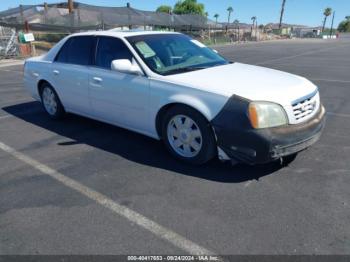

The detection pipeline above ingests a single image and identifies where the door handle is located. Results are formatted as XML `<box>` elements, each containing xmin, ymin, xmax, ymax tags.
<box><xmin>93</xmin><ymin>77</ymin><xmax>103</xmax><ymax>83</ymax></box>
<box><xmin>53</xmin><ymin>70</ymin><xmax>60</xmax><ymax>75</ymax></box>
<box><xmin>32</xmin><ymin>72</ymin><xmax>39</xmax><ymax>77</ymax></box>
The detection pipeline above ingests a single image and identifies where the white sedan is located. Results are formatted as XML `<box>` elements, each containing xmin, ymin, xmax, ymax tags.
<box><xmin>24</xmin><ymin>31</ymin><xmax>326</xmax><ymax>165</ymax></box>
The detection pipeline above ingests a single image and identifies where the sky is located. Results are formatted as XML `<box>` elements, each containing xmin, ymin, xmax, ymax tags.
<box><xmin>0</xmin><ymin>0</ymin><xmax>349</xmax><ymax>27</ymax></box>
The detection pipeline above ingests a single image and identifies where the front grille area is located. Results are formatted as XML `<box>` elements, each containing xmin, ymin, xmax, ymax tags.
<box><xmin>292</xmin><ymin>92</ymin><xmax>318</xmax><ymax>121</ymax></box>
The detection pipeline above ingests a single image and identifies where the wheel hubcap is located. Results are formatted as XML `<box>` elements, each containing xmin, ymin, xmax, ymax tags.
<box><xmin>167</xmin><ymin>115</ymin><xmax>203</xmax><ymax>158</ymax></box>
<box><xmin>42</xmin><ymin>87</ymin><xmax>57</xmax><ymax>115</ymax></box>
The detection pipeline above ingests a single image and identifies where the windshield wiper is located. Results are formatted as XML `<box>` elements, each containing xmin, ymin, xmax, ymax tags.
<box><xmin>163</xmin><ymin>66</ymin><xmax>208</xmax><ymax>76</ymax></box>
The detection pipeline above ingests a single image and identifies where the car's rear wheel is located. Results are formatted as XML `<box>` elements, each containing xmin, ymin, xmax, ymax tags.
<box><xmin>40</xmin><ymin>83</ymin><xmax>65</xmax><ymax>119</ymax></box>
<box><xmin>161</xmin><ymin>105</ymin><xmax>217</xmax><ymax>165</ymax></box>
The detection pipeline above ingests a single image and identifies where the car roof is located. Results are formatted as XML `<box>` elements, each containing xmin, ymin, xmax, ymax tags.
<box><xmin>69</xmin><ymin>30</ymin><xmax>181</xmax><ymax>38</ymax></box>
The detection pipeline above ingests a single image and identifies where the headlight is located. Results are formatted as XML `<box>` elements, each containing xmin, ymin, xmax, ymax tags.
<box><xmin>248</xmin><ymin>102</ymin><xmax>288</xmax><ymax>129</ymax></box>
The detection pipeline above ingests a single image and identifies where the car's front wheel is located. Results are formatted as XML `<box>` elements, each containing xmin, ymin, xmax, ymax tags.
<box><xmin>40</xmin><ymin>83</ymin><xmax>65</xmax><ymax>119</ymax></box>
<box><xmin>161</xmin><ymin>105</ymin><xmax>217</xmax><ymax>165</ymax></box>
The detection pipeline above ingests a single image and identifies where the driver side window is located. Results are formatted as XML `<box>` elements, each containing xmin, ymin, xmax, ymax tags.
<box><xmin>95</xmin><ymin>37</ymin><xmax>133</xmax><ymax>69</ymax></box>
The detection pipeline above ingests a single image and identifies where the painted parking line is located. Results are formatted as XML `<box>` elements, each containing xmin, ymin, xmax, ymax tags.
<box><xmin>0</xmin><ymin>141</ymin><xmax>216</xmax><ymax>256</ymax></box>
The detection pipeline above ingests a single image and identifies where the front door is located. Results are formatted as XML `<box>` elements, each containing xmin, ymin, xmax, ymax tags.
<box><xmin>89</xmin><ymin>36</ymin><xmax>150</xmax><ymax>133</ymax></box>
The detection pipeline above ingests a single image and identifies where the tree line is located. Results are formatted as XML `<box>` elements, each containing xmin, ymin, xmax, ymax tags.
<box><xmin>155</xmin><ymin>0</ymin><xmax>350</xmax><ymax>33</ymax></box>
<box><xmin>338</xmin><ymin>16</ymin><xmax>350</xmax><ymax>32</ymax></box>
<box><xmin>156</xmin><ymin>0</ymin><xmax>205</xmax><ymax>16</ymax></box>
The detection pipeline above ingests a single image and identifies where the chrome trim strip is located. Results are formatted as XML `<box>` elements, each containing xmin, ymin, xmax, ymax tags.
<box><xmin>291</xmin><ymin>88</ymin><xmax>318</xmax><ymax>105</ymax></box>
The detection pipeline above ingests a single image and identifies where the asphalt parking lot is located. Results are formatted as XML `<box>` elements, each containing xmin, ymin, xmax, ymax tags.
<box><xmin>0</xmin><ymin>36</ymin><xmax>350</xmax><ymax>255</ymax></box>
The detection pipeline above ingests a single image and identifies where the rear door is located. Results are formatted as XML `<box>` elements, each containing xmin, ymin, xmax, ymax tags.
<box><xmin>51</xmin><ymin>36</ymin><xmax>95</xmax><ymax>114</ymax></box>
<box><xmin>89</xmin><ymin>36</ymin><xmax>150</xmax><ymax>133</ymax></box>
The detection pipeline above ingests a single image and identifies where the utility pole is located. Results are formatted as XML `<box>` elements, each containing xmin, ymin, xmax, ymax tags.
<box><xmin>19</xmin><ymin>5</ymin><xmax>29</xmax><ymax>32</ymax></box>
<box><xmin>330</xmin><ymin>11</ymin><xmax>335</xmax><ymax>38</ymax></box>
<box><xmin>77</xmin><ymin>7</ymin><xmax>81</xmax><ymax>27</ymax></box>
<box><xmin>238</xmin><ymin>25</ymin><xmax>240</xmax><ymax>42</ymax></box>
<box><xmin>68</xmin><ymin>0</ymin><xmax>74</xmax><ymax>30</ymax></box>
<box><xmin>68</xmin><ymin>0</ymin><xmax>74</xmax><ymax>14</ymax></box>
<box><xmin>256</xmin><ymin>18</ymin><xmax>259</xmax><ymax>41</ymax></box>
<box><xmin>24</xmin><ymin>21</ymin><xmax>29</xmax><ymax>33</ymax></box>
<box><xmin>19</xmin><ymin>5</ymin><xmax>24</xmax><ymax>25</ymax></box>
<box><xmin>44</xmin><ymin>2</ymin><xmax>48</xmax><ymax>24</ymax></box>
<box><xmin>127</xmin><ymin>2</ymin><xmax>132</xmax><ymax>30</ymax></box>
<box><xmin>44</xmin><ymin>2</ymin><xmax>48</xmax><ymax>11</ymax></box>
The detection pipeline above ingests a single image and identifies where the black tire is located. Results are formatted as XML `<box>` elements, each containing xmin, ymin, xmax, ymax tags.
<box><xmin>161</xmin><ymin>105</ymin><xmax>217</xmax><ymax>165</ymax></box>
<box><xmin>40</xmin><ymin>83</ymin><xmax>65</xmax><ymax>119</ymax></box>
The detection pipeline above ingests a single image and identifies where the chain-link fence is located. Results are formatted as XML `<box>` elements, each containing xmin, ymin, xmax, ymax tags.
<box><xmin>0</xmin><ymin>2</ymin><xmax>276</xmax><ymax>58</ymax></box>
<box><xmin>0</xmin><ymin>26</ymin><xmax>18</xmax><ymax>58</ymax></box>
<box><xmin>0</xmin><ymin>2</ymin><xmax>219</xmax><ymax>32</ymax></box>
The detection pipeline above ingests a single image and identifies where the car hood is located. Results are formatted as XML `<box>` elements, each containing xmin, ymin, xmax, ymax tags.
<box><xmin>161</xmin><ymin>63</ymin><xmax>318</xmax><ymax>106</ymax></box>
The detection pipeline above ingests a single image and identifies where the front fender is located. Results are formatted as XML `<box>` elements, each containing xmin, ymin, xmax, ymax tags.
<box><xmin>167</xmin><ymin>94</ymin><xmax>213</xmax><ymax>121</ymax></box>
<box><xmin>149</xmin><ymin>78</ymin><xmax>229</xmax><ymax>139</ymax></box>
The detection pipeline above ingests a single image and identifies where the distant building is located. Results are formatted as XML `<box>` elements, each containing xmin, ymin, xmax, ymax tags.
<box><xmin>265</xmin><ymin>23</ymin><xmax>293</xmax><ymax>35</ymax></box>
<box><xmin>292</xmin><ymin>27</ymin><xmax>322</xmax><ymax>38</ymax></box>
<box><xmin>265</xmin><ymin>23</ymin><xmax>307</xmax><ymax>36</ymax></box>
<box><xmin>220</xmin><ymin>22</ymin><xmax>251</xmax><ymax>30</ymax></box>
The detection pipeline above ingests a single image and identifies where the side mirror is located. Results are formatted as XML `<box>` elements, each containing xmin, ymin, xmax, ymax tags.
<box><xmin>111</xmin><ymin>59</ymin><xmax>143</xmax><ymax>75</ymax></box>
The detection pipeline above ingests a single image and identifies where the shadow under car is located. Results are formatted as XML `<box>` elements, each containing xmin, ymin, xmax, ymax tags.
<box><xmin>2</xmin><ymin>101</ymin><xmax>287</xmax><ymax>183</ymax></box>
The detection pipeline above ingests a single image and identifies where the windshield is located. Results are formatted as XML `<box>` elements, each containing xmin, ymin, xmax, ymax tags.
<box><xmin>126</xmin><ymin>34</ymin><xmax>229</xmax><ymax>76</ymax></box>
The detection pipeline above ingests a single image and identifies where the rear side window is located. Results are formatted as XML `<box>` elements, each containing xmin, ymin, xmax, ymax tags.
<box><xmin>55</xmin><ymin>39</ymin><xmax>70</xmax><ymax>63</ymax></box>
<box><xmin>55</xmin><ymin>36</ymin><xmax>94</xmax><ymax>66</ymax></box>
<box><xmin>95</xmin><ymin>37</ymin><xmax>133</xmax><ymax>69</ymax></box>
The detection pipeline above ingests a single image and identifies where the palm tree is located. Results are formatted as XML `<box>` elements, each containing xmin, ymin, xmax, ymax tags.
<box><xmin>279</xmin><ymin>0</ymin><xmax>287</xmax><ymax>31</ymax></box>
<box><xmin>214</xmin><ymin>13</ymin><xmax>219</xmax><ymax>27</ymax></box>
<box><xmin>251</xmin><ymin>16</ymin><xmax>257</xmax><ymax>31</ymax></box>
<box><xmin>345</xmin><ymin>15</ymin><xmax>350</xmax><ymax>20</ymax></box>
<box><xmin>251</xmin><ymin>16</ymin><xmax>257</xmax><ymax>26</ymax></box>
<box><xmin>227</xmin><ymin>7</ymin><xmax>233</xmax><ymax>24</ymax></box>
<box><xmin>322</xmin><ymin>7</ymin><xmax>332</xmax><ymax>32</ymax></box>
<box><xmin>214</xmin><ymin>14</ymin><xmax>219</xmax><ymax>42</ymax></box>
<box><xmin>251</xmin><ymin>16</ymin><xmax>257</xmax><ymax>38</ymax></box>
